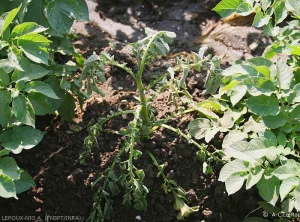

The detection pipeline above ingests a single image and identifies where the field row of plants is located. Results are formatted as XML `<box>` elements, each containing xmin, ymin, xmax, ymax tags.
<box><xmin>0</xmin><ymin>0</ymin><xmax>299</xmax><ymax>221</ymax></box>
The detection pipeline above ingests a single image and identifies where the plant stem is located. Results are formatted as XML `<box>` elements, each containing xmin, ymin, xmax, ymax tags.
<box><xmin>161</xmin><ymin>123</ymin><xmax>220</xmax><ymax>161</ymax></box>
<box><xmin>135</xmin><ymin>31</ymin><xmax>165</xmax><ymax>125</ymax></box>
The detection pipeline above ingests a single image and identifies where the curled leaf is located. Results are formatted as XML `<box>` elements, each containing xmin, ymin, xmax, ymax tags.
<box><xmin>174</xmin><ymin>195</ymin><xmax>199</xmax><ymax>220</ymax></box>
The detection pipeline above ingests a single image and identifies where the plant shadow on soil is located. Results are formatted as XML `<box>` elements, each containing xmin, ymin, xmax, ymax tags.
<box><xmin>0</xmin><ymin>0</ymin><xmax>270</xmax><ymax>221</ymax></box>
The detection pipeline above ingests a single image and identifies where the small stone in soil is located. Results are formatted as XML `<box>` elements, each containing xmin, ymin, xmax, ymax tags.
<box><xmin>202</xmin><ymin>209</ymin><xmax>213</xmax><ymax>216</ymax></box>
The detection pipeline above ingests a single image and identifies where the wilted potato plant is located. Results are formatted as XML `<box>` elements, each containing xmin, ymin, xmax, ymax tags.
<box><xmin>81</xmin><ymin>28</ymin><xmax>223</xmax><ymax>221</ymax></box>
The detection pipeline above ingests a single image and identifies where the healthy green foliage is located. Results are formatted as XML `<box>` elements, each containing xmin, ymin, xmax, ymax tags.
<box><xmin>0</xmin><ymin>0</ymin><xmax>91</xmax><ymax>199</ymax></box>
<box><xmin>189</xmin><ymin>1</ymin><xmax>300</xmax><ymax>220</ymax></box>
<box><xmin>213</xmin><ymin>0</ymin><xmax>300</xmax><ymax>68</ymax></box>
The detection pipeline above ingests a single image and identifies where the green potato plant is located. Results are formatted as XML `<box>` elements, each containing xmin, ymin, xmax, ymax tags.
<box><xmin>0</xmin><ymin>0</ymin><xmax>105</xmax><ymax>199</ymax></box>
<box><xmin>186</xmin><ymin>0</ymin><xmax>300</xmax><ymax>220</ymax></box>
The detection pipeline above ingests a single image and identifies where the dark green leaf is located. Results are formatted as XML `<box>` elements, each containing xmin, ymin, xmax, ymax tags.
<box><xmin>12</xmin><ymin>95</ymin><xmax>35</xmax><ymax>127</ymax></box>
<box><xmin>23</xmin><ymin>0</ymin><xmax>47</xmax><ymax>27</ymax></box>
<box><xmin>0</xmin><ymin>157</ymin><xmax>20</xmax><ymax>180</ymax></box>
<box><xmin>277</xmin><ymin>131</ymin><xmax>287</xmax><ymax>147</ymax></box>
<box><xmin>11</xmin><ymin>63</ymin><xmax>51</xmax><ymax>82</ymax></box>
<box><xmin>262</xmin><ymin>112</ymin><xmax>287</xmax><ymax>129</ymax></box>
<box><xmin>263</xmin><ymin>131</ymin><xmax>277</xmax><ymax>147</ymax></box>
<box><xmin>0</xmin><ymin>90</ymin><xmax>11</xmax><ymax>127</ymax></box>
<box><xmin>258</xmin><ymin>201</ymin><xmax>280</xmax><ymax>214</ymax></box>
<box><xmin>0</xmin><ymin>68</ymin><xmax>9</xmax><ymax>85</ymax></box>
<box><xmin>57</xmin><ymin>92</ymin><xmax>75</xmax><ymax>122</ymax></box>
<box><xmin>290</xmin><ymin>105</ymin><xmax>300</xmax><ymax>121</ymax></box>
<box><xmin>257</xmin><ymin>175</ymin><xmax>280</xmax><ymax>205</ymax></box>
<box><xmin>28</xmin><ymin>92</ymin><xmax>53</xmax><ymax>115</ymax></box>
<box><xmin>45</xmin><ymin>0</ymin><xmax>89</xmax><ymax>34</ymax></box>
<box><xmin>45</xmin><ymin>76</ymin><xmax>65</xmax><ymax>110</ymax></box>
<box><xmin>15</xmin><ymin>170</ymin><xmax>35</xmax><ymax>194</ymax></box>
<box><xmin>24</xmin><ymin>81</ymin><xmax>59</xmax><ymax>99</ymax></box>
<box><xmin>0</xmin><ymin>126</ymin><xmax>45</xmax><ymax>154</ymax></box>
<box><xmin>246</xmin><ymin>95</ymin><xmax>279</xmax><ymax>116</ymax></box>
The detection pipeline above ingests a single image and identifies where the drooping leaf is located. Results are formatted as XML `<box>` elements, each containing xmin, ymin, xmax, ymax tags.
<box><xmin>290</xmin><ymin>105</ymin><xmax>300</xmax><ymax>121</ymax></box>
<box><xmin>293</xmin><ymin>186</ymin><xmax>300</xmax><ymax>211</ymax></box>
<box><xmin>45</xmin><ymin>76</ymin><xmax>65</xmax><ymax>110</ymax></box>
<box><xmin>259</xmin><ymin>201</ymin><xmax>280</xmax><ymax>214</ymax></box>
<box><xmin>0</xmin><ymin>126</ymin><xmax>45</xmax><ymax>154</ymax></box>
<box><xmin>292</xmin><ymin>83</ymin><xmax>300</xmax><ymax>103</ymax></box>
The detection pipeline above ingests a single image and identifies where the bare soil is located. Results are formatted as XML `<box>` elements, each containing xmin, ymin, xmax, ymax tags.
<box><xmin>0</xmin><ymin>0</ymin><xmax>270</xmax><ymax>221</ymax></box>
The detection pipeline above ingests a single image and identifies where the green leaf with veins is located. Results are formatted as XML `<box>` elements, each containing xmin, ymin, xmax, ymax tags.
<box><xmin>45</xmin><ymin>0</ymin><xmax>89</xmax><ymax>34</ymax></box>
<box><xmin>0</xmin><ymin>126</ymin><xmax>45</xmax><ymax>154</ymax></box>
<box><xmin>24</xmin><ymin>81</ymin><xmax>59</xmax><ymax>99</ymax></box>
<box><xmin>17</xmin><ymin>33</ymin><xmax>51</xmax><ymax>64</ymax></box>
<box><xmin>12</xmin><ymin>95</ymin><xmax>35</xmax><ymax>127</ymax></box>
<box><xmin>0</xmin><ymin>5</ymin><xmax>21</xmax><ymax>36</ymax></box>
<box><xmin>246</xmin><ymin>95</ymin><xmax>279</xmax><ymax>116</ymax></box>
<box><xmin>11</xmin><ymin>22</ymin><xmax>47</xmax><ymax>38</ymax></box>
